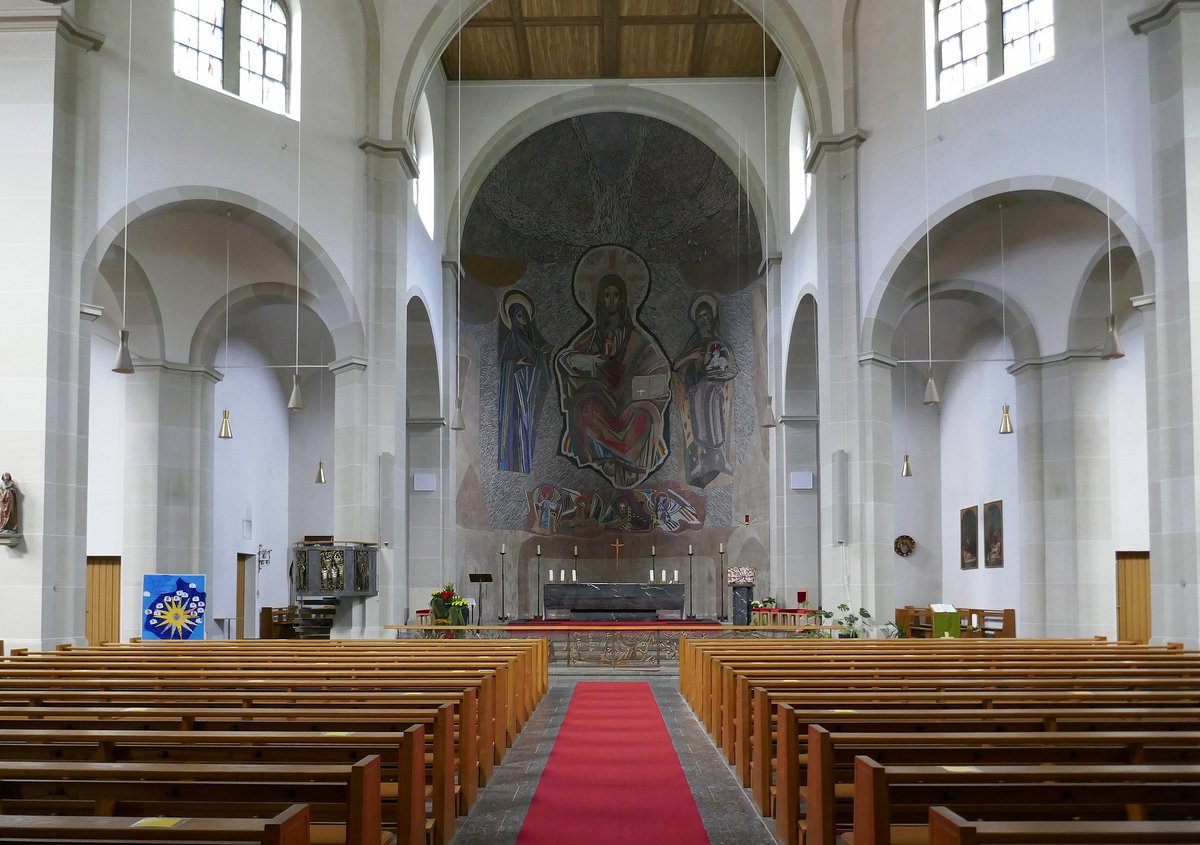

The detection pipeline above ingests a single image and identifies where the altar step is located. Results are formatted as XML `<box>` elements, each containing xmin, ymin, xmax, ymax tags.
<box><xmin>293</xmin><ymin>596</ymin><xmax>338</xmax><ymax>639</ymax></box>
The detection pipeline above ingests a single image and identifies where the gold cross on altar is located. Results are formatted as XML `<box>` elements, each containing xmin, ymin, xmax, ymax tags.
<box><xmin>610</xmin><ymin>538</ymin><xmax>624</xmax><ymax>560</ymax></box>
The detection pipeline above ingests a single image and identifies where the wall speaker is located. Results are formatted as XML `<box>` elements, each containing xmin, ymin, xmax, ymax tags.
<box><xmin>832</xmin><ymin>449</ymin><xmax>848</xmax><ymax>545</ymax></box>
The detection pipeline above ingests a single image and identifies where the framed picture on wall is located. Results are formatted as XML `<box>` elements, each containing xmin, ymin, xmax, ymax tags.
<box><xmin>960</xmin><ymin>506</ymin><xmax>979</xmax><ymax>570</ymax></box>
<box><xmin>984</xmin><ymin>499</ymin><xmax>1004</xmax><ymax>568</ymax></box>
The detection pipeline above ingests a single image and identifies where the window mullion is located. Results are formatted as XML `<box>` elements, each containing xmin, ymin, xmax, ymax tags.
<box><xmin>986</xmin><ymin>0</ymin><xmax>1004</xmax><ymax>81</ymax></box>
<box><xmin>223</xmin><ymin>0</ymin><xmax>240</xmax><ymax>95</ymax></box>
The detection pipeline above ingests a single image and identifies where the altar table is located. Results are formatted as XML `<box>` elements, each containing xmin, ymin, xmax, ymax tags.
<box><xmin>543</xmin><ymin>582</ymin><xmax>685</xmax><ymax>621</ymax></box>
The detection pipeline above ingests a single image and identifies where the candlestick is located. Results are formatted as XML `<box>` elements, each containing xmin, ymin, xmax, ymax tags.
<box><xmin>719</xmin><ymin>542</ymin><xmax>725</xmax><ymax>554</ymax></box>
<box><xmin>500</xmin><ymin>543</ymin><xmax>506</xmax><ymax>554</ymax></box>
<box><xmin>573</xmin><ymin>545</ymin><xmax>578</xmax><ymax>556</ymax></box>
<box><xmin>688</xmin><ymin>544</ymin><xmax>693</xmax><ymax>555</ymax></box>
<box><xmin>536</xmin><ymin>544</ymin><xmax>541</xmax><ymax>555</ymax></box>
<box><xmin>651</xmin><ymin>545</ymin><xmax>656</xmax><ymax>557</ymax></box>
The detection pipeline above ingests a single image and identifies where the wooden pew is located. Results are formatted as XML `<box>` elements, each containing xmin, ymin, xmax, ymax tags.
<box><xmin>0</xmin><ymin>725</ymin><xmax>432</xmax><ymax>845</ymax></box>
<box><xmin>0</xmin><ymin>804</ymin><xmax>310</xmax><ymax>844</ymax></box>
<box><xmin>928</xmin><ymin>806</ymin><xmax>1200</xmax><ymax>844</ymax></box>
<box><xmin>0</xmin><ymin>758</ymin><xmax>384</xmax><ymax>845</ymax></box>
<box><xmin>799</xmin><ymin>727</ymin><xmax>1200</xmax><ymax>845</ymax></box>
<box><xmin>852</xmin><ymin>758</ymin><xmax>1200</xmax><ymax>845</ymax></box>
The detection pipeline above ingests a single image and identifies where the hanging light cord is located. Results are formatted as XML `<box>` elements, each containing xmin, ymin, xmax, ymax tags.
<box><xmin>921</xmin><ymin>0</ymin><xmax>933</xmax><ymax>374</ymax></box>
<box><xmin>121</xmin><ymin>0</ymin><xmax>133</xmax><ymax>332</ymax></box>
<box><xmin>294</xmin><ymin>114</ymin><xmax>302</xmax><ymax>378</ymax></box>
<box><xmin>999</xmin><ymin>203</ymin><xmax>1006</xmax><ymax>344</ymax></box>
<box><xmin>456</xmin><ymin>0</ymin><xmax>463</xmax><ymax>399</ymax></box>
<box><xmin>224</xmin><ymin>211</ymin><xmax>231</xmax><ymax>371</ymax></box>
<box><xmin>1100</xmin><ymin>0</ymin><xmax>1115</xmax><ymax>318</ymax></box>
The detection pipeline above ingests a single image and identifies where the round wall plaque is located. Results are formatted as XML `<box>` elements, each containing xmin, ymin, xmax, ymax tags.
<box><xmin>893</xmin><ymin>535</ymin><xmax>916</xmax><ymax>557</ymax></box>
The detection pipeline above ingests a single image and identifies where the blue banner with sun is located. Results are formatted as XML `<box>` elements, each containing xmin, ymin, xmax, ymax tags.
<box><xmin>142</xmin><ymin>575</ymin><xmax>207</xmax><ymax>640</ymax></box>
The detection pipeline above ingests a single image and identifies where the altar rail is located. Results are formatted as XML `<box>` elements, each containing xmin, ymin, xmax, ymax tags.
<box><xmin>385</xmin><ymin>624</ymin><xmax>841</xmax><ymax>668</ymax></box>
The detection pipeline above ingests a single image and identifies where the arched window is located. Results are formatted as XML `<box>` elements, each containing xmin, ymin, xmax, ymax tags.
<box><xmin>174</xmin><ymin>0</ymin><xmax>293</xmax><ymax>114</ymax></box>
<box><xmin>414</xmin><ymin>93</ymin><xmax>436</xmax><ymax>239</ymax></box>
<box><xmin>788</xmin><ymin>90</ymin><xmax>812</xmax><ymax>232</ymax></box>
<box><xmin>934</xmin><ymin>0</ymin><xmax>1053</xmax><ymax>102</ymax></box>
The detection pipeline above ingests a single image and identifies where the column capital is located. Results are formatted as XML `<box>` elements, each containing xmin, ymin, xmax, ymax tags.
<box><xmin>0</xmin><ymin>6</ymin><xmax>103</xmax><ymax>51</ymax></box>
<box><xmin>1132</xmin><ymin>293</ymin><xmax>1157</xmax><ymax>312</ymax></box>
<box><xmin>132</xmin><ymin>360</ymin><xmax>223</xmax><ymax>384</ymax></box>
<box><xmin>1130</xmin><ymin>0</ymin><xmax>1200</xmax><ymax>35</ymax></box>
<box><xmin>357</xmin><ymin>136</ymin><xmax>418</xmax><ymax>178</ymax></box>
<box><xmin>805</xmin><ymin>129</ymin><xmax>869</xmax><ymax>174</ymax></box>
<box><xmin>330</xmin><ymin>355</ymin><xmax>368</xmax><ymax>375</ymax></box>
<box><xmin>857</xmin><ymin>350</ymin><xmax>897</xmax><ymax>370</ymax></box>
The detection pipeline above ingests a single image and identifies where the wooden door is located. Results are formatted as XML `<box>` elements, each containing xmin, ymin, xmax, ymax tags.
<box><xmin>1116</xmin><ymin>551</ymin><xmax>1151</xmax><ymax>644</ymax></box>
<box><xmin>85</xmin><ymin>556</ymin><xmax>121</xmax><ymax>645</ymax></box>
<box><xmin>236</xmin><ymin>553</ymin><xmax>253</xmax><ymax>639</ymax></box>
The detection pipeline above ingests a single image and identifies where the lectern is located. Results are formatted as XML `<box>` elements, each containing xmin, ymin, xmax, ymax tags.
<box><xmin>468</xmin><ymin>573</ymin><xmax>493</xmax><ymax>623</ymax></box>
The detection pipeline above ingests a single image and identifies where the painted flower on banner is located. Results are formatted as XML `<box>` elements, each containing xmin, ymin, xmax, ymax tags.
<box><xmin>143</xmin><ymin>578</ymin><xmax>207</xmax><ymax>640</ymax></box>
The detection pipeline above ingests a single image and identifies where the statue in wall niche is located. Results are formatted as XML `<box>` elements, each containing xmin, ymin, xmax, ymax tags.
<box><xmin>0</xmin><ymin>473</ymin><xmax>18</xmax><ymax>533</ymax></box>
<box><xmin>672</xmin><ymin>294</ymin><xmax>738</xmax><ymax>489</ymax></box>
<box><xmin>556</xmin><ymin>245</ymin><xmax>670</xmax><ymax>489</ymax></box>
<box><xmin>497</xmin><ymin>290</ymin><xmax>553</xmax><ymax>474</ymax></box>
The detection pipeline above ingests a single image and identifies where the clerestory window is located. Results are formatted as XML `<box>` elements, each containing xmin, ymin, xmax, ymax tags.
<box><xmin>174</xmin><ymin>0</ymin><xmax>293</xmax><ymax>115</ymax></box>
<box><xmin>934</xmin><ymin>0</ymin><xmax>1053</xmax><ymax>102</ymax></box>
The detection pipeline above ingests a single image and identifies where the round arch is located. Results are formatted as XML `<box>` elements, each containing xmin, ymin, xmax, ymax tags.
<box><xmin>80</xmin><ymin>188</ymin><xmax>367</xmax><ymax>365</ymax></box>
<box><xmin>862</xmin><ymin>179</ymin><xmax>1156</xmax><ymax>359</ymax></box>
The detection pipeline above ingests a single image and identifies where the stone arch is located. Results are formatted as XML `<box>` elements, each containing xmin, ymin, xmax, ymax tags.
<box><xmin>1066</xmin><ymin>243</ymin><xmax>1142</xmax><ymax>353</ymax></box>
<box><xmin>441</xmin><ymin>88</ymin><xmax>776</xmax><ymax>263</ymax></box>
<box><xmin>784</xmin><ymin>291</ymin><xmax>820</xmax><ymax>417</ymax></box>
<box><xmin>95</xmin><ymin>243</ymin><xmax>166</xmax><ymax>363</ymax></box>
<box><xmin>81</xmin><ymin>189</ymin><xmax>366</xmax><ymax>364</ymax></box>
<box><xmin>863</xmin><ymin>179</ymin><xmax>1155</xmax><ymax>359</ymax></box>
<box><xmin>388</xmin><ymin>0</ymin><xmax>834</xmax><ymax>163</ymax></box>
<box><xmin>406</xmin><ymin>295</ymin><xmax>441</xmax><ymax>420</ymax></box>
<box><xmin>189</xmin><ymin>280</ymin><xmax>326</xmax><ymax>369</ymax></box>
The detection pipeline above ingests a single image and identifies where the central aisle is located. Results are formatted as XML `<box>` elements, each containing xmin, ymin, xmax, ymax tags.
<box><xmin>515</xmin><ymin>681</ymin><xmax>711</xmax><ymax>845</ymax></box>
<box><xmin>448</xmin><ymin>675</ymin><xmax>776</xmax><ymax>845</ymax></box>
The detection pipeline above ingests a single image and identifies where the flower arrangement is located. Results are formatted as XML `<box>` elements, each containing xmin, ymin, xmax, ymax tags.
<box><xmin>750</xmin><ymin>596</ymin><xmax>777</xmax><ymax>609</ymax></box>
<box><xmin>430</xmin><ymin>583</ymin><xmax>469</xmax><ymax>624</ymax></box>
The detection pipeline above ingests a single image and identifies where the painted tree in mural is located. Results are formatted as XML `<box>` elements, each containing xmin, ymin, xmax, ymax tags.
<box><xmin>497</xmin><ymin>290</ymin><xmax>552</xmax><ymax>473</ymax></box>
<box><xmin>672</xmin><ymin>294</ymin><xmax>738</xmax><ymax>489</ymax></box>
<box><xmin>556</xmin><ymin>245</ymin><xmax>671</xmax><ymax>489</ymax></box>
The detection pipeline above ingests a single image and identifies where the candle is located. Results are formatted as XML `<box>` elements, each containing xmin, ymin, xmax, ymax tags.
<box><xmin>651</xmin><ymin>545</ymin><xmax>656</xmax><ymax>557</ymax></box>
<box><xmin>674</xmin><ymin>569</ymin><xmax>679</xmax><ymax>582</ymax></box>
<box><xmin>688</xmin><ymin>544</ymin><xmax>693</xmax><ymax>555</ymax></box>
<box><xmin>573</xmin><ymin>545</ymin><xmax>578</xmax><ymax>556</ymax></box>
<box><xmin>649</xmin><ymin>569</ymin><xmax>654</xmax><ymax>582</ymax></box>
<box><xmin>548</xmin><ymin>569</ymin><xmax>553</xmax><ymax>581</ymax></box>
<box><xmin>560</xmin><ymin>569</ymin><xmax>565</xmax><ymax>581</ymax></box>
<box><xmin>719</xmin><ymin>542</ymin><xmax>725</xmax><ymax>553</ymax></box>
<box><xmin>572</xmin><ymin>569</ymin><xmax>577</xmax><ymax>581</ymax></box>
<box><xmin>744</xmin><ymin>514</ymin><xmax>750</xmax><ymax>525</ymax></box>
<box><xmin>536</xmin><ymin>544</ymin><xmax>541</xmax><ymax>555</ymax></box>
<box><xmin>501</xmin><ymin>543</ymin><xmax>506</xmax><ymax>554</ymax></box>
<box><xmin>660</xmin><ymin>569</ymin><xmax>666</xmax><ymax>582</ymax></box>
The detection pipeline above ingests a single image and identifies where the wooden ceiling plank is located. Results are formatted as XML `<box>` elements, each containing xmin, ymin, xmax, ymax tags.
<box><xmin>602</xmin><ymin>0</ymin><xmax>620</xmax><ymax>77</ymax></box>
<box><xmin>688</xmin><ymin>0</ymin><xmax>712</xmax><ymax>76</ymax></box>
<box><xmin>509</xmin><ymin>0</ymin><xmax>534</xmax><ymax>78</ymax></box>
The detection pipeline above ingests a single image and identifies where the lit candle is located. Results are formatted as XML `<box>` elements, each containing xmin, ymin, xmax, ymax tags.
<box><xmin>573</xmin><ymin>545</ymin><xmax>578</xmax><ymax>556</ymax></box>
<box><xmin>548</xmin><ymin>569</ymin><xmax>553</xmax><ymax>581</ymax></box>
<box><xmin>572</xmin><ymin>569</ymin><xmax>577</xmax><ymax>581</ymax></box>
<box><xmin>536</xmin><ymin>544</ymin><xmax>541</xmax><ymax>555</ymax></box>
<box><xmin>560</xmin><ymin>569</ymin><xmax>565</xmax><ymax>582</ymax></box>
<box><xmin>651</xmin><ymin>545</ymin><xmax>656</xmax><ymax>557</ymax></box>
<box><xmin>744</xmin><ymin>514</ymin><xmax>750</xmax><ymax>525</ymax></box>
<box><xmin>649</xmin><ymin>569</ymin><xmax>654</xmax><ymax>582</ymax></box>
<box><xmin>501</xmin><ymin>543</ymin><xmax>506</xmax><ymax>554</ymax></box>
<box><xmin>661</xmin><ymin>569</ymin><xmax>666</xmax><ymax>582</ymax></box>
<box><xmin>720</xmin><ymin>542</ymin><xmax>725</xmax><ymax>554</ymax></box>
<box><xmin>674</xmin><ymin>569</ymin><xmax>679</xmax><ymax>582</ymax></box>
<box><xmin>688</xmin><ymin>544</ymin><xmax>693</xmax><ymax>555</ymax></box>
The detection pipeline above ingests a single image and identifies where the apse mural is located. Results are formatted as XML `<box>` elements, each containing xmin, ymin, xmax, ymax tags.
<box><xmin>556</xmin><ymin>245</ymin><xmax>670</xmax><ymax>489</ymax></box>
<box><xmin>462</xmin><ymin>112</ymin><xmax>765</xmax><ymax>534</ymax></box>
<box><xmin>497</xmin><ymin>290</ymin><xmax>552</xmax><ymax>474</ymax></box>
<box><xmin>672</xmin><ymin>293</ymin><xmax>737</xmax><ymax>489</ymax></box>
<box><xmin>529</xmin><ymin>483</ymin><xmax>703</xmax><ymax>535</ymax></box>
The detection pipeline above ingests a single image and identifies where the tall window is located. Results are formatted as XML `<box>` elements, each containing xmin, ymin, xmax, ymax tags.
<box><xmin>174</xmin><ymin>0</ymin><xmax>292</xmax><ymax>114</ymax></box>
<box><xmin>935</xmin><ymin>0</ymin><xmax>1053</xmax><ymax>102</ymax></box>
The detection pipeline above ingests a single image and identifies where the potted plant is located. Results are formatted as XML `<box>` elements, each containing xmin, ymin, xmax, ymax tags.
<box><xmin>833</xmin><ymin>602</ymin><xmax>872</xmax><ymax>638</ymax></box>
<box><xmin>430</xmin><ymin>583</ymin><xmax>470</xmax><ymax>627</ymax></box>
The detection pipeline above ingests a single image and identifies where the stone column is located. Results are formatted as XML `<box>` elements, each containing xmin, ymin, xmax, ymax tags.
<box><xmin>1131</xmin><ymin>1</ymin><xmax>1200</xmax><ymax>646</ymax></box>
<box><xmin>0</xmin><ymin>4</ymin><xmax>102</xmax><ymax>650</ymax></box>
<box><xmin>1012</xmin><ymin>364</ymin><xmax>1047</xmax><ymax>636</ymax></box>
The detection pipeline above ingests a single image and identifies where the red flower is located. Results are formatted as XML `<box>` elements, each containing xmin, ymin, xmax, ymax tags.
<box><xmin>440</xmin><ymin>591</ymin><xmax>453</xmax><ymax>601</ymax></box>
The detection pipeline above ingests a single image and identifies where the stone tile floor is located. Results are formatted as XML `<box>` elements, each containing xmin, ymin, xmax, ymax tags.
<box><xmin>449</xmin><ymin>670</ymin><xmax>780</xmax><ymax>844</ymax></box>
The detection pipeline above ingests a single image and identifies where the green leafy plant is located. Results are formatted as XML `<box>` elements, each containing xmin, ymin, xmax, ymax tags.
<box><xmin>834</xmin><ymin>602</ymin><xmax>872</xmax><ymax>638</ymax></box>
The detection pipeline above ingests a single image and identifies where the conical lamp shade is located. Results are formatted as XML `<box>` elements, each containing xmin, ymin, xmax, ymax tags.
<box><xmin>922</xmin><ymin>370</ymin><xmax>940</xmax><ymax>405</ymax></box>
<box><xmin>450</xmin><ymin>397</ymin><xmax>465</xmax><ymax>431</ymax></box>
<box><xmin>113</xmin><ymin>329</ymin><xmax>135</xmax><ymax>374</ymax></box>
<box><xmin>999</xmin><ymin>404</ymin><xmax>1014</xmax><ymax>435</ymax></box>
<box><xmin>314</xmin><ymin>460</ymin><xmax>326</xmax><ymax>484</ymax></box>
<box><xmin>218</xmin><ymin>409</ymin><xmax>233</xmax><ymax>439</ymax></box>
<box><xmin>1101</xmin><ymin>314</ymin><xmax>1125</xmax><ymax>360</ymax></box>
<box><xmin>761</xmin><ymin>396</ymin><xmax>777</xmax><ymax>428</ymax></box>
<box><xmin>287</xmin><ymin>372</ymin><xmax>303</xmax><ymax>410</ymax></box>
<box><xmin>901</xmin><ymin>454</ymin><xmax>912</xmax><ymax>477</ymax></box>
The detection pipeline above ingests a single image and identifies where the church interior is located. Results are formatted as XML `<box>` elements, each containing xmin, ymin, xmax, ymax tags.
<box><xmin>4</xmin><ymin>1</ymin><xmax>1200</xmax><ymax>842</ymax></box>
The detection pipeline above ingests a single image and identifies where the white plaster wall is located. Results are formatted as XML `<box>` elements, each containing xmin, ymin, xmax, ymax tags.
<box><xmin>213</xmin><ymin>341</ymin><xmax>296</xmax><ymax>624</ymax></box>
<box><xmin>855</xmin><ymin>0</ymin><xmax>1153</xmax><ymax>339</ymax></box>
<box><xmin>286</xmin><ymin>366</ymin><xmax>336</xmax><ymax>553</ymax></box>
<box><xmin>86</xmin><ymin>333</ymin><xmax>126</xmax><ymax>555</ymax></box>
<box><xmin>1108</xmin><ymin>315</ymin><xmax>1150</xmax><ymax>550</ymax></box>
<box><xmin>891</xmin><ymin>362</ymin><xmax>943</xmax><ymax>608</ymax></box>
<box><xmin>938</xmin><ymin>332</ymin><xmax>1021</xmax><ymax>609</ymax></box>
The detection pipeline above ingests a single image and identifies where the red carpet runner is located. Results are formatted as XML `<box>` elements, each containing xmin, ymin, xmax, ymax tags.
<box><xmin>516</xmin><ymin>681</ymin><xmax>711</xmax><ymax>845</ymax></box>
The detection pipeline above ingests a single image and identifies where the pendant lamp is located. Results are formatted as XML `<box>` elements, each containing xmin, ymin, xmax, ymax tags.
<box><xmin>288</xmin><ymin>108</ymin><xmax>304</xmax><ymax>409</ymax></box>
<box><xmin>218</xmin><ymin>409</ymin><xmax>233</xmax><ymax>439</ymax></box>
<box><xmin>315</xmin><ymin>460</ymin><xmax>326</xmax><ymax>484</ymax></box>
<box><xmin>450</xmin><ymin>0</ymin><xmax>466</xmax><ymax>432</ymax></box>
<box><xmin>998</xmin><ymin>203</ymin><xmax>1014</xmax><ymax>433</ymax></box>
<box><xmin>113</xmin><ymin>2</ymin><xmax>135</xmax><ymax>375</ymax></box>
<box><xmin>919</xmin><ymin>0</ymin><xmax>939</xmax><ymax>406</ymax></box>
<box><xmin>999</xmin><ymin>404</ymin><xmax>1014</xmax><ymax>435</ymax></box>
<box><xmin>219</xmin><ymin>210</ymin><xmax>233</xmax><ymax>439</ymax></box>
<box><xmin>901</xmin><ymin>454</ymin><xmax>912</xmax><ymax>477</ymax></box>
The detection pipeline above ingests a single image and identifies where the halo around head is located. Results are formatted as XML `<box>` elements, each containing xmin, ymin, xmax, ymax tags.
<box><xmin>499</xmin><ymin>289</ymin><xmax>535</xmax><ymax>330</ymax></box>
<box><xmin>690</xmin><ymin>293</ymin><xmax>719</xmax><ymax>323</ymax></box>
<box><xmin>572</xmin><ymin>245</ymin><xmax>651</xmax><ymax>320</ymax></box>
